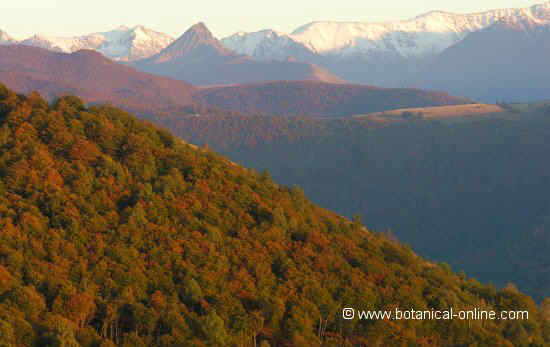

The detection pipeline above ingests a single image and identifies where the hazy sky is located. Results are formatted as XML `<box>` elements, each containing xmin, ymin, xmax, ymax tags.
<box><xmin>1</xmin><ymin>0</ymin><xmax>546</xmax><ymax>39</ymax></box>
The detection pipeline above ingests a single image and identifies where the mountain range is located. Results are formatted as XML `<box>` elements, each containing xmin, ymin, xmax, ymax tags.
<box><xmin>195</xmin><ymin>80</ymin><xmax>470</xmax><ymax>117</ymax></box>
<box><xmin>416</xmin><ymin>15</ymin><xmax>550</xmax><ymax>101</ymax></box>
<box><xmin>9</xmin><ymin>2</ymin><xmax>550</xmax><ymax>64</ymax></box>
<box><xmin>0</xmin><ymin>44</ymin><xmax>470</xmax><ymax>118</ymax></box>
<box><xmin>224</xmin><ymin>3</ymin><xmax>550</xmax><ymax>61</ymax></box>
<box><xmin>3</xmin><ymin>1</ymin><xmax>550</xmax><ymax>100</ymax></box>
<box><xmin>222</xmin><ymin>1</ymin><xmax>550</xmax><ymax>91</ymax></box>
<box><xmin>18</xmin><ymin>25</ymin><xmax>174</xmax><ymax>61</ymax></box>
<box><xmin>132</xmin><ymin>23</ymin><xmax>344</xmax><ymax>85</ymax></box>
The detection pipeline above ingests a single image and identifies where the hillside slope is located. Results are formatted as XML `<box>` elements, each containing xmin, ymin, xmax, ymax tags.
<box><xmin>0</xmin><ymin>45</ymin><xmax>198</xmax><ymax>116</ymax></box>
<box><xmin>0</xmin><ymin>86</ymin><xmax>547</xmax><ymax>346</ymax></box>
<box><xmin>168</xmin><ymin>111</ymin><xmax>550</xmax><ymax>301</ymax></box>
<box><xmin>195</xmin><ymin>81</ymin><xmax>471</xmax><ymax>117</ymax></box>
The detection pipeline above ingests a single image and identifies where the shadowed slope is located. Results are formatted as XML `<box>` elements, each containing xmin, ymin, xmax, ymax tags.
<box><xmin>0</xmin><ymin>45</ymin><xmax>197</xmax><ymax>116</ymax></box>
<box><xmin>195</xmin><ymin>80</ymin><xmax>472</xmax><ymax>117</ymax></box>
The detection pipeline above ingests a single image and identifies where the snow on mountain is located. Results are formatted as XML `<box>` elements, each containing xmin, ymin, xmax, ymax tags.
<box><xmin>134</xmin><ymin>22</ymin><xmax>345</xmax><ymax>86</ymax></box>
<box><xmin>99</xmin><ymin>25</ymin><xmax>174</xmax><ymax>61</ymax></box>
<box><xmin>222</xmin><ymin>30</ymin><xmax>314</xmax><ymax>61</ymax></box>
<box><xmin>222</xmin><ymin>1</ymin><xmax>550</xmax><ymax>60</ymax></box>
<box><xmin>0</xmin><ymin>30</ymin><xmax>17</xmax><ymax>45</ymax></box>
<box><xmin>20</xmin><ymin>33</ymin><xmax>104</xmax><ymax>53</ymax></box>
<box><xmin>20</xmin><ymin>26</ymin><xmax>174</xmax><ymax>61</ymax></box>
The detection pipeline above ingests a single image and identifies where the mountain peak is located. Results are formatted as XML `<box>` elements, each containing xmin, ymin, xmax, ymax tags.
<box><xmin>180</xmin><ymin>22</ymin><xmax>219</xmax><ymax>43</ymax></box>
<box><xmin>189</xmin><ymin>22</ymin><xmax>211</xmax><ymax>34</ymax></box>
<box><xmin>146</xmin><ymin>22</ymin><xmax>236</xmax><ymax>63</ymax></box>
<box><xmin>223</xmin><ymin>0</ymin><xmax>550</xmax><ymax>62</ymax></box>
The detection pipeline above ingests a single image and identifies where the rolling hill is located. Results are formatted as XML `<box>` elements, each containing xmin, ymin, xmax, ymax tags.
<box><xmin>195</xmin><ymin>80</ymin><xmax>472</xmax><ymax>117</ymax></box>
<box><xmin>0</xmin><ymin>45</ymin><xmax>198</xmax><ymax>116</ymax></box>
<box><xmin>0</xmin><ymin>44</ymin><xmax>472</xmax><ymax>120</ymax></box>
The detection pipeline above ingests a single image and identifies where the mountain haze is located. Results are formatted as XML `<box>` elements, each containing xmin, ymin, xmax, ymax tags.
<box><xmin>0</xmin><ymin>45</ymin><xmax>196</xmax><ymax>116</ymax></box>
<box><xmin>417</xmin><ymin>16</ymin><xmax>550</xmax><ymax>101</ymax></box>
<box><xmin>133</xmin><ymin>23</ymin><xmax>345</xmax><ymax>85</ymax></box>
<box><xmin>19</xmin><ymin>25</ymin><xmax>174</xmax><ymax>61</ymax></box>
<box><xmin>222</xmin><ymin>1</ymin><xmax>550</xmax><ymax>94</ymax></box>
<box><xmin>5</xmin><ymin>2</ymin><xmax>550</xmax><ymax>99</ymax></box>
<box><xmin>0</xmin><ymin>44</ymin><xmax>471</xmax><ymax>119</ymax></box>
<box><xmin>225</xmin><ymin>3</ymin><xmax>550</xmax><ymax>60</ymax></box>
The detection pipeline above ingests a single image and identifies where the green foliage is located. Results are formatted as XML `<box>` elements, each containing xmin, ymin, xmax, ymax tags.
<box><xmin>0</xmin><ymin>85</ymin><xmax>547</xmax><ymax>346</ymax></box>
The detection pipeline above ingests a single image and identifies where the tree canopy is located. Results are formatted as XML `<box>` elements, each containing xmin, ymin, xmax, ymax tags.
<box><xmin>0</xmin><ymin>85</ymin><xmax>548</xmax><ymax>346</ymax></box>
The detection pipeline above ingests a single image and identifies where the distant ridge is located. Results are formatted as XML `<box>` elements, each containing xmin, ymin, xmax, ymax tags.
<box><xmin>0</xmin><ymin>44</ymin><xmax>473</xmax><ymax>119</ymax></box>
<box><xmin>18</xmin><ymin>25</ymin><xmax>174</xmax><ymax>61</ymax></box>
<box><xmin>222</xmin><ymin>1</ymin><xmax>550</xmax><ymax>91</ymax></box>
<box><xmin>0</xmin><ymin>45</ymin><xmax>197</xmax><ymax>116</ymax></box>
<box><xmin>416</xmin><ymin>14</ymin><xmax>550</xmax><ymax>101</ymax></box>
<box><xmin>133</xmin><ymin>23</ymin><xmax>346</xmax><ymax>85</ymax></box>
<box><xmin>195</xmin><ymin>80</ymin><xmax>472</xmax><ymax>117</ymax></box>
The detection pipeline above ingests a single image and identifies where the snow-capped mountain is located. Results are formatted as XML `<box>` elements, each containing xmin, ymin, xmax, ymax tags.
<box><xmin>222</xmin><ymin>30</ymin><xmax>315</xmax><ymax>61</ymax></box>
<box><xmin>99</xmin><ymin>25</ymin><xmax>174</xmax><ymax>61</ymax></box>
<box><xmin>222</xmin><ymin>1</ymin><xmax>550</xmax><ymax>60</ymax></box>
<box><xmin>220</xmin><ymin>1</ymin><xmax>550</xmax><ymax>88</ymax></box>
<box><xmin>0</xmin><ymin>30</ymin><xmax>17</xmax><ymax>45</ymax></box>
<box><xmin>416</xmin><ymin>12</ymin><xmax>550</xmax><ymax>102</ymax></box>
<box><xmin>20</xmin><ymin>26</ymin><xmax>174</xmax><ymax>61</ymax></box>
<box><xmin>21</xmin><ymin>34</ymin><xmax>103</xmax><ymax>53</ymax></box>
<box><xmin>133</xmin><ymin>22</ymin><xmax>344</xmax><ymax>86</ymax></box>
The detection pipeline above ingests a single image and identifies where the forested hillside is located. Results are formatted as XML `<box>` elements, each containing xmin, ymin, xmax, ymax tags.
<box><xmin>167</xmin><ymin>111</ymin><xmax>550</xmax><ymax>301</ymax></box>
<box><xmin>194</xmin><ymin>81</ymin><xmax>471</xmax><ymax>117</ymax></box>
<box><xmin>0</xmin><ymin>86</ymin><xmax>548</xmax><ymax>345</ymax></box>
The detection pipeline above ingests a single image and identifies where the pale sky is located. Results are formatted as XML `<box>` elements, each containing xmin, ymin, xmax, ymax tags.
<box><xmin>1</xmin><ymin>0</ymin><xmax>546</xmax><ymax>39</ymax></box>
